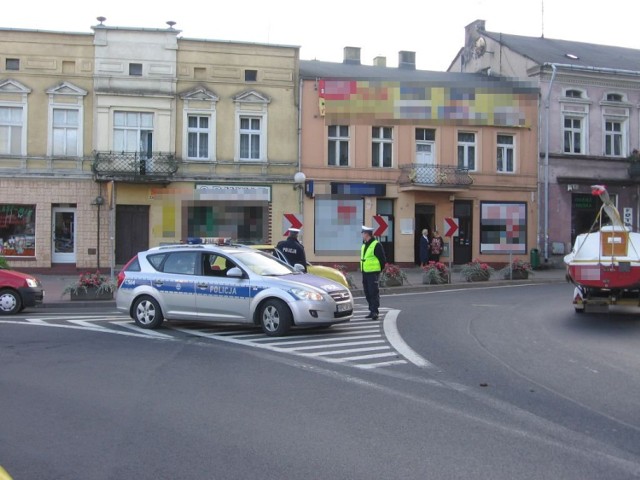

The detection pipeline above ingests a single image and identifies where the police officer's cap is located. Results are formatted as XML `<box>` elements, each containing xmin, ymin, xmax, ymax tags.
<box><xmin>361</xmin><ymin>225</ymin><xmax>374</xmax><ymax>234</ymax></box>
<box><xmin>288</xmin><ymin>228</ymin><xmax>301</xmax><ymax>234</ymax></box>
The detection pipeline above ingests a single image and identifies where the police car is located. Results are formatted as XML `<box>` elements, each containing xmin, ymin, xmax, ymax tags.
<box><xmin>115</xmin><ymin>243</ymin><xmax>353</xmax><ymax>336</ymax></box>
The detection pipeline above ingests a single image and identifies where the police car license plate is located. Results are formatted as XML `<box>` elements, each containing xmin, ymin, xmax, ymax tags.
<box><xmin>337</xmin><ymin>302</ymin><xmax>352</xmax><ymax>312</ymax></box>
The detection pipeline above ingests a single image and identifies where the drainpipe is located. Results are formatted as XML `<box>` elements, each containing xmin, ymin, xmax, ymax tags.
<box><xmin>543</xmin><ymin>63</ymin><xmax>557</xmax><ymax>263</ymax></box>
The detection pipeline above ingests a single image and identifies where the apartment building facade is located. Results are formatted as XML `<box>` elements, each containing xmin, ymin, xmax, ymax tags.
<box><xmin>449</xmin><ymin>20</ymin><xmax>640</xmax><ymax>263</ymax></box>
<box><xmin>298</xmin><ymin>48</ymin><xmax>539</xmax><ymax>267</ymax></box>
<box><xmin>0</xmin><ymin>22</ymin><xmax>300</xmax><ymax>271</ymax></box>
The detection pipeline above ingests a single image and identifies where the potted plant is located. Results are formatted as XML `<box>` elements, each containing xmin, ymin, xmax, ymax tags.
<box><xmin>500</xmin><ymin>258</ymin><xmax>533</xmax><ymax>280</ymax></box>
<box><xmin>628</xmin><ymin>149</ymin><xmax>640</xmax><ymax>178</ymax></box>
<box><xmin>460</xmin><ymin>258</ymin><xmax>494</xmax><ymax>282</ymax></box>
<box><xmin>62</xmin><ymin>270</ymin><xmax>116</xmax><ymax>301</ymax></box>
<box><xmin>380</xmin><ymin>263</ymin><xmax>408</xmax><ymax>287</ymax></box>
<box><xmin>422</xmin><ymin>261</ymin><xmax>449</xmax><ymax>284</ymax></box>
<box><xmin>332</xmin><ymin>264</ymin><xmax>357</xmax><ymax>289</ymax></box>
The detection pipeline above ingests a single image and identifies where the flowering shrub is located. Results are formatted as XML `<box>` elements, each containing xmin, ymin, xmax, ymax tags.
<box><xmin>499</xmin><ymin>258</ymin><xmax>533</xmax><ymax>279</ymax></box>
<box><xmin>422</xmin><ymin>261</ymin><xmax>449</xmax><ymax>284</ymax></box>
<box><xmin>380</xmin><ymin>263</ymin><xmax>408</xmax><ymax>286</ymax></box>
<box><xmin>62</xmin><ymin>270</ymin><xmax>116</xmax><ymax>297</ymax></box>
<box><xmin>332</xmin><ymin>264</ymin><xmax>357</xmax><ymax>289</ymax></box>
<box><xmin>460</xmin><ymin>258</ymin><xmax>493</xmax><ymax>282</ymax></box>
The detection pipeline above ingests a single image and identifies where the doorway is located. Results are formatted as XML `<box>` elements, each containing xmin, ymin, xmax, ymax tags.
<box><xmin>52</xmin><ymin>207</ymin><xmax>76</xmax><ymax>263</ymax></box>
<box><xmin>116</xmin><ymin>205</ymin><xmax>149</xmax><ymax>264</ymax></box>
<box><xmin>414</xmin><ymin>204</ymin><xmax>434</xmax><ymax>265</ymax></box>
<box><xmin>452</xmin><ymin>200</ymin><xmax>473</xmax><ymax>264</ymax></box>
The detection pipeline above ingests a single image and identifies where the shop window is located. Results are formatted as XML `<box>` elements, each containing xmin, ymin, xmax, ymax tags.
<box><xmin>0</xmin><ymin>204</ymin><xmax>36</xmax><ymax>257</ymax></box>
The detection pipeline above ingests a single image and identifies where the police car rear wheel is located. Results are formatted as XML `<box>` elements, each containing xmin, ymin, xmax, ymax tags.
<box><xmin>133</xmin><ymin>296</ymin><xmax>164</xmax><ymax>329</ymax></box>
<box><xmin>260</xmin><ymin>299</ymin><xmax>291</xmax><ymax>337</ymax></box>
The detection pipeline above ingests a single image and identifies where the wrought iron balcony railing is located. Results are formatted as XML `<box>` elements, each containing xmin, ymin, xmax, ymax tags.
<box><xmin>92</xmin><ymin>151</ymin><xmax>178</xmax><ymax>181</ymax></box>
<box><xmin>399</xmin><ymin>164</ymin><xmax>473</xmax><ymax>187</ymax></box>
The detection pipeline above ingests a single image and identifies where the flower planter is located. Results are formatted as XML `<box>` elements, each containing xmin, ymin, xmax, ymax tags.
<box><xmin>382</xmin><ymin>277</ymin><xmax>403</xmax><ymax>287</ymax></box>
<box><xmin>70</xmin><ymin>287</ymin><xmax>113</xmax><ymax>301</ymax></box>
<box><xmin>422</xmin><ymin>273</ymin><xmax>448</xmax><ymax>285</ymax></box>
<box><xmin>504</xmin><ymin>270</ymin><xmax>529</xmax><ymax>280</ymax></box>
<box><xmin>466</xmin><ymin>272</ymin><xmax>490</xmax><ymax>282</ymax></box>
<box><xmin>629</xmin><ymin>163</ymin><xmax>640</xmax><ymax>179</ymax></box>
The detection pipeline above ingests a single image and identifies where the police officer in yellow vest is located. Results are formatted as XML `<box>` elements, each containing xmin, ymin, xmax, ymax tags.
<box><xmin>360</xmin><ymin>225</ymin><xmax>386</xmax><ymax>320</ymax></box>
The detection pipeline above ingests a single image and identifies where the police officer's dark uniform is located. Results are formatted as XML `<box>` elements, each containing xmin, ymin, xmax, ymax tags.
<box><xmin>276</xmin><ymin>228</ymin><xmax>307</xmax><ymax>272</ymax></box>
<box><xmin>360</xmin><ymin>226</ymin><xmax>386</xmax><ymax>320</ymax></box>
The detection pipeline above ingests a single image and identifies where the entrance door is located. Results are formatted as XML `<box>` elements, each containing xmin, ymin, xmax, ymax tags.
<box><xmin>116</xmin><ymin>205</ymin><xmax>149</xmax><ymax>264</ymax></box>
<box><xmin>377</xmin><ymin>199</ymin><xmax>394</xmax><ymax>264</ymax></box>
<box><xmin>453</xmin><ymin>201</ymin><xmax>473</xmax><ymax>265</ymax></box>
<box><xmin>52</xmin><ymin>207</ymin><xmax>76</xmax><ymax>263</ymax></box>
<box><xmin>414</xmin><ymin>204</ymin><xmax>434</xmax><ymax>265</ymax></box>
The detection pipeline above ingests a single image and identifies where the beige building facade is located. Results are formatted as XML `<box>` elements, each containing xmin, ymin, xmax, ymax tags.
<box><xmin>0</xmin><ymin>22</ymin><xmax>300</xmax><ymax>272</ymax></box>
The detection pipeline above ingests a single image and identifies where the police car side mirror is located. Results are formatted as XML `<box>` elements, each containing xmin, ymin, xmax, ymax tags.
<box><xmin>293</xmin><ymin>263</ymin><xmax>305</xmax><ymax>272</ymax></box>
<box><xmin>226</xmin><ymin>267</ymin><xmax>243</xmax><ymax>278</ymax></box>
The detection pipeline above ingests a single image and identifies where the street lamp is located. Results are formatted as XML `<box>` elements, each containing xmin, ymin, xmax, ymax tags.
<box><xmin>293</xmin><ymin>172</ymin><xmax>306</xmax><ymax>214</ymax></box>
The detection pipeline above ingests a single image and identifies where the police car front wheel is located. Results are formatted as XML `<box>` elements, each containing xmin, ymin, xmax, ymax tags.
<box><xmin>259</xmin><ymin>299</ymin><xmax>292</xmax><ymax>337</ymax></box>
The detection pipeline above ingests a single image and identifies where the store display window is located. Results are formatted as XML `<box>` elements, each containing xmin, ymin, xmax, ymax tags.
<box><xmin>0</xmin><ymin>204</ymin><xmax>36</xmax><ymax>257</ymax></box>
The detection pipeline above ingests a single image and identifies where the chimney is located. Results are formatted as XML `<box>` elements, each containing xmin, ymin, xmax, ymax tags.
<box><xmin>343</xmin><ymin>46</ymin><xmax>361</xmax><ymax>65</ymax></box>
<box><xmin>398</xmin><ymin>51</ymin><xmax>416</xmax><ymax>70</ymax></box>
<box><xmin>373</xmin><ymin>56</ymin><xmax>387</xmax><ymax>67</ymax></box>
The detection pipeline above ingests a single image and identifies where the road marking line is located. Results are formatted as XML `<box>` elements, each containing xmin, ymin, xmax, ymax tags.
<box><xmin>110</xmin><ymin>321</ymin><xmax>175</xmax><ymax>338</ymax></box>
<box><xmin>306</xmin><ymin>345</ymin><xmax>389</xmax><ymax>355</ymax></box>
<box><xmin>357</xmin><ymin>360</ymin><xmax>407</xmax><ymax>369</ymax></box>
<box><xmin>287</xmin><ymin>340</ymin><xmax>386</xmax><ymax>351</ymax></box>
<box><xmin>383</xmin><ymin>309</ymin><xmax>434</xmax><ymax>368</ymax></box>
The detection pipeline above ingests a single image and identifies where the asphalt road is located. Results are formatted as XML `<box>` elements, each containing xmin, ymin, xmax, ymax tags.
<box><xmin>1</xmin><ymin>283</ymin><xmax>640</xmax><ymax>479</ymax></box>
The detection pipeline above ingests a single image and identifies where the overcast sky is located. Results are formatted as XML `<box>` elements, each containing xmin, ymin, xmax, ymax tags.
<box><xmin>3</xmin><ymin>0</ymin><xmax>638</xmax><ymax>71</ymax></box>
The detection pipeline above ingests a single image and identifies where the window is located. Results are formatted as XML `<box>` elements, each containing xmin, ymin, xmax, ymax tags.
<box><xmin>563</xmin><ymin>116</ymin><xmax>584</xmax><ymax>154</ymax></box>
<box><xmin>496</xmin><ymin>134</ymin><xmax>515</xmax><ymax>173</ymax></box>
<box><xmin>244</xmin><ymin>70</ymin><xmax>257</xmax><ymax>82</ymax></box>
<box><xmin>187</xmin><ymin>115</ymin><xmax>210</xmax><ymax>159</ymax></box>
<box><xmin>604</xmin><ymin>120</ymin><xmax>624</xmax><ymax>157</ymax></box>
<box><xmin>0</xmin><ymin>106</ymin><xmax>24</xmax><ymax>155</ymax></box>
<box><xmin>129</xmin><ymin>63</ymin><xmax>142</xmax><ymax>76</ymax></box>
<box><xmin>457</xmin><ymin>132</ymin><xmax>476</xmax><ymax>170</ymax></box>
<box><xmin>0</xmin><ymin>204</ymin><xmax>36</xmax><ymax>257</ymax></box>
<box><xmin>372</xmin><ymin>126</ymin><xmax>393</xmax><ymax>168</ymax></box>
<box><xmin>52</xmin><ymin>109</ymin><xmax>80</xmax><ymax>156</ymax></box>
<box><xmin>565</xmin><ymin>89</ymin><xmax>583</xmax><ymax>99</ymax></box>
<box><xmin>5</xmin><ymin>59</ymin><xmax>19</xmax><ymax>71</ymax></box>
<box><xmin>606</xmin><ymin>93</ymin><xmax>623</xmax><ymax>102</ymax></box>
<box><xmin>328</xmin><ymin>125</ymin><xmax>349</xmax><ymax>166</ymax></box>
<box><xmin>415</xmin><ymin>128</ymin><xmax>435</xmax><ymax>165</ymax></box>
<box><xmin>233</xmin><ymin>90</ymin><xmax>269</xmax><ymax>162</ymax></box>
<box><xmin>239</xmin><ymin>117</ymin><xmax>261</xmax><ymax>160</ymax></box>
<box><xmin>113</xmin><ymin>111</ymin><xmax>153</xmax><ymax>158</ymax></box>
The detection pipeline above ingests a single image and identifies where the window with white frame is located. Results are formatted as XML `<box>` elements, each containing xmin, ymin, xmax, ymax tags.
<box><xmin>0</xmin><ymin>106</ymin><xmax>24</xmax><ymax>155</ymax></box>
<box><xmin>372</xmin><ymin>126</ymin><xmax>393</xmax><ymax>168</ymax></box>
<box><xmin>496</xmin><ymin>134</ymin><xmax>515</xmax><ymax>173</ymax></box>
<box><xmin>52</xmin><ymin>108</ymin><xmax>79</xmax><ymax>156</ymax></box>
<box><xmin>328</xmin><ymin>125</ymin><xmax>349</xmax><ymax>166</ymax></box>
<box><xmin>457</xmin><ymin>132</ymin><xmax>476</xmax><ymax>170</ymax></box>
<box><xmin>187</xmin><ymin>115</ymin><xmax>211</xmax><ymax>159</ymax></box>
<box><xmin>415</xmin><ymin>128</ymin><xmax>435</xmax><ymax>165</ymax></box>
<box><xmin>113</xmin><ymin>111</ymin><xmax>153</xmax><ymax>158</ymax></box>
<box><xmin>563</xmin><ymin>116</ymin><xmax>584</xmax><ymax>154</ymax></box>
<box><xmin>233</xmin><ymin>90</ymin><xmax>269</xmax><ymax>162</ymax></box>
<box><xmin>604</xmin><ymin>120</ymin><xmax>624</xmax><ymax>157</ymax></box>
<box><xmin>239</xmin><ymin>117</ymin><xmax>261</xmax><ymax>160</ymax></box>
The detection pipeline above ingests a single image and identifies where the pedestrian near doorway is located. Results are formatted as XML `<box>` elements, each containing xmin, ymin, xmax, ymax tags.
<box><xmin>430</xmin><ymin>230</ymin><xmax>444</xmax><ymax>262</ymax></box>
<box><xmin>360</xmin><ymin>225</ymin><xmax>386</xmax><ymax>320</ymax></box>
<box><xmin>419</xmin><ymin>228</ymin><xmax>430</xmax><ymax>267</ymax></box>
<box><xmin>276</xmin><ymin>228</ymin><xmax>307</xmax><ymax>272</ymax></box>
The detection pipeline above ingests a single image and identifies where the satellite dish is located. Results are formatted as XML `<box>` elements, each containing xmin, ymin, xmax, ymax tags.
<box><xmin>474</xmin><ymin>37</ymin><xmax>486</xmax><ymax>57</ymax></box>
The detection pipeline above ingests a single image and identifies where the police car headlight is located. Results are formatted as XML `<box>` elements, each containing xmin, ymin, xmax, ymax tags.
<box><xmin>289</xmin><ymin>288</ymin><xmax>324</xmax><ymax>302</ymax></box>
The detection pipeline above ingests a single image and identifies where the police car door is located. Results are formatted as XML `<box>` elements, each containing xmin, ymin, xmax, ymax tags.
<box><xmin>158</xmin><ymin>251</ymin><xmax>198</xmax><ymax>319</ymax></box>
<box><xmin>195</xmin><ymin>253</ymin><xmax>251</xmax><ymax>323</ymax></box>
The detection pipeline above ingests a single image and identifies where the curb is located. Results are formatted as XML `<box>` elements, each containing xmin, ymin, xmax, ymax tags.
<box><xmin>38</xmin><ymin>275</ymin><xmax>564</xmax><ymax>308</ymax></box>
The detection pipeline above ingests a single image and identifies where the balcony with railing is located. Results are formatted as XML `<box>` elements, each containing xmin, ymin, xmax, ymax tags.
<box><xmin>92</xmin><ymin>151</ymin><xmax>178</xmax><ymax>182</ymax></box>
<box><xmin>398</xmin><ymin>163</ymin><xmax>473</xmax><ymax>189</ymax></box>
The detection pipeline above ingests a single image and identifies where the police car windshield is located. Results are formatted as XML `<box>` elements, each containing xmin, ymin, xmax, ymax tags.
<box><xmin>233</xmin><ymin>250</ymin><xmax>295</xmax><ymax>276</ymax></box>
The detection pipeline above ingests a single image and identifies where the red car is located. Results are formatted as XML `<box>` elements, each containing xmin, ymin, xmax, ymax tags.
<box><xmin>0</xmin><ymin>269</ymin><xmax>44</xmax><ymax>314</ymax></box>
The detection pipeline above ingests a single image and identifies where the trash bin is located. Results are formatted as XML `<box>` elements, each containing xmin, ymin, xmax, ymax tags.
<box><xmin>530</xmin><ymin>248</ymin><xmax>540</xmax><ymax>269</ymax></box>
